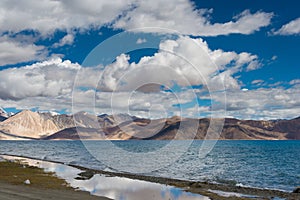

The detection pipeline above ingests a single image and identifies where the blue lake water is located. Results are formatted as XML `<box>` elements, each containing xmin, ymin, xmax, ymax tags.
<box><xmin>0</xmin><ymin>140</ymin><xmax>299</xmax><ymax>192</ymax></box>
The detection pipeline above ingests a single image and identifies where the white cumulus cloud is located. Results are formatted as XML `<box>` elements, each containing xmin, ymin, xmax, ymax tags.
<box><xmin>273</xmin><ymin>17</ymin><xmax>300</xmax><ymax>35</ymax></box>
<box><xmin>2</xmin><ymin>35</ymin><xmax>294</xmax><ymax>120</ymax></box>
<box><xmin>0</xmin><ymin>0</ymin><xmax>272</xmax><ymax>37</ymax></box>
<box><xmin>113</xmin><ymin>1</ymin><xmax>273</xmax><ymax>36</ymax></box>
<box><xmin>96</xmin><ymin>36</ymin><xmax>260</xmax><ymax>92</ymax></box>
<box><xmin>0</xmin><ymin>0</ymin><xmax>133</xmax><ymax>36</ymax></box>
<box><xmin>0</xmin><ymin>0</ymin><xmax>273</xmax><ymax>67</ymax></box>
<box><xmin>0</xmin><ymin>58</ymin><xmax>78</xmax><ymax>100</ymax></box>
<box><xmin>53</xmin><ymin>33</ymin><xmax>75</xmax><ymax>47</ymax></box>
<box><xmin>0</xmin><ymin>58</ymin><xmax>102</xmax><ymax>100</ymax></box>
<box><xmin>211</xmin><ymin>84</ymin><xmax>300</xmax><ymax>119</ymax></box>
<box><xmin>0</xmin><ymin>36</ymin><xmax>46</xmax><ymax>66</ymax></box>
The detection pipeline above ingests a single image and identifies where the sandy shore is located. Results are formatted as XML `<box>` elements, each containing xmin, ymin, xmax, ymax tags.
<box><xmin>0</xmin><ymin>161</ymin><xmax>110</xmax><ymax>200</ymax></box>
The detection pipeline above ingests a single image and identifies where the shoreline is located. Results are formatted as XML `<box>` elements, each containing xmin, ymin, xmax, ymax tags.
<box><xmin>0</xmin><ymin>182</ymin><xmax>111</xmax><ymax>200</ymax></box>
<box><xmin>0</xmin><ymin>159</ymin><xmax>110</xmax><ymax>200</ymax></box>
<box><xmin>1</xmin><ymin>153</ymin><xmax>299</xmax><ymax>200</ymax></box>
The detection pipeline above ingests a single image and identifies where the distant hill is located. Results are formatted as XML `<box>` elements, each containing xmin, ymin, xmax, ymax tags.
<box><xmin>43</xmin><ymin>127</ymin><xmax>105</xmax><ymax>140</ymax></box>
<box><xmin>0</xmin><ymin>110</ymin><xmax>74</xmax><ymax>140</ymax></box>
<box><xmin>0</xmin><ymin>110</ymin><xmax>299</xmax><ymax>140</ymax></box>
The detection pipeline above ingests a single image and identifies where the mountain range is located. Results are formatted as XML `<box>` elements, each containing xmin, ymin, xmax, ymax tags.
<box><xmin>0</xmin><ymin>110</ymin><xmax>299</xmax><ymax>140</ymax></box>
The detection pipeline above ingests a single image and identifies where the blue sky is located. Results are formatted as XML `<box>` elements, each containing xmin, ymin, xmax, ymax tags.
<box><xmin>0</xmin><ymin>0</ymin><xmax>299</xmax><ymax>119</ymax></box>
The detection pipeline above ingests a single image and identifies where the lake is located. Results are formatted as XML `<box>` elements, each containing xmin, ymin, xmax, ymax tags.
<box><xmin>0</xmin><ymin>140</ymin><xmax>299</xmax><ymax>192</ymax></box>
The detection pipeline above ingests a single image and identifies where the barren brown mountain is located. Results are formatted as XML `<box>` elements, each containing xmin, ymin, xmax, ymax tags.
<box><xmin>0</xmin><ymin>110</ymin><xmax>299</xmax><ymax>140</ymax></box>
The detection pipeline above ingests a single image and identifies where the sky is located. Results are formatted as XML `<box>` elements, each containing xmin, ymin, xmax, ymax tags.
<box><xmin>0</xmin><ymin>0</ymin><xmax>299</xmax><ymax>120</ymax></box>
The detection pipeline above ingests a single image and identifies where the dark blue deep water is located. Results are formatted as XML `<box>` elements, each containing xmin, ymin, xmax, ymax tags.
<box><xmin>0</xmin><ymin>140</ymin><xmax>299</xmax><ymax>191</ymax></box>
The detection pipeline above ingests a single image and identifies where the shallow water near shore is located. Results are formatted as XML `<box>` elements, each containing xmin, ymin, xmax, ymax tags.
<box><xmin>1</xmin><ymin>155</ymin><xmax>210</xmax><ymax>200</ymax></box>
<box><xmin>0</xmin><ymin>140</ymin><xmax>299</xmax><ymax>192</ymax></box>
